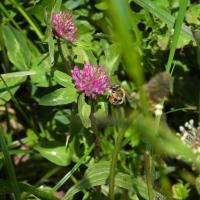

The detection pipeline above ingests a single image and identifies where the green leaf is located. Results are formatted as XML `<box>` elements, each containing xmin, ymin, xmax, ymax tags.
<box><xmin>132</xmin><ymin>0</ymin><xmax>195</xmax><ymax>43</ymax></box>
<box><xmin>0</xmin><ymin>75</ymin><xmax>26</xmax><ymax>105</ymax></box>
<box><xmin>29</xmin><ymin>0</ymin><xmax>54</xmax><ymax>24</ymax></box>
<box><xmin>63</xmin><ymin>161</ymin><xmax>162</xmax><ymax>200</ymax></box>
<box><xmin>165</xmin><ymin>0</ymin><xmax>188</xmax><ymax>72</ymax></box>
<box><xmin>38</xmin><ymin>88</ymin><xmax>77</xmax><ymax>106</ymax></box>
<box><xmin>95</xmin><ymin>1</ymin><xmax>108</xmax><ymax>10</ymax></box>
<box><xmin>53</xmin><ymin>70</ymin><xmax>74</xmax><ymax>88</ymax></box>
<box><xmin>73</xmin><ymin>47</ymin><xmax>97</xmax><ymax>64</ymax></box>
<box><xmin>31</xmin><ymin>54</ymin><xmax>53</xmax><ymax>87</ymax></box>
<box><xmin>185</xmin><ymin>4</ymin><xmax>200</xmax><ymax>26</ymax></box>
<box><xmin>34</xmin><ymin>141</ymin><xmax>72</xmax><ymax>166</ymax></box>
<box><xmin>75</xmin><ymin>33</ymin><xmax>93</xmax><ymax>49</ymax></box>
<box><xmin>54</xmin><ymin>109</ymin><xmax>71</xmax><ymax>125</ymax></box>
<box><xmin>78</xmin><ymin>94</ymin><xmax>91</xmax><ymax>128</ymax></box>
<box><xmin>100</xmin><ymin>44</ymin><xmax>121</xmax><ymax>76</ymax></box>
<box><xmin>26</xmin><ymin>129</ymin><xmax>38</xmax><ymax>146</ymax></box>
<box><xmin>63</xmin><ymin>0</ymin><xmax>85</xmax><ymax>10</ymax></box>
<box><xmin>94</xmin><ymin>101</ymin><xmax>108</xmax><ymax>121</ymax></box>
<box><xmin>124</xmin><ymin>128</ymin><xmax>140</xmax><ymax>147</ymax></box>
<box><xmin>48</xmin><ymin>31</ymin><xmax>55</xmax><ymax>65</ymax></box>
<box><xmin>172</xmin><ymin>181</ymin><xmax>190</xmax><ymax>199</ymax></box>
<box><xmin>52</xmin><ymin>0</ymin><xmax>62</xmax><ymax>13</ymax></box>
<box><xmin>0</xmin><ymin>180</ymin><xmax>60</xmax><ymax>200</ymax></box>
<box><xmin>76</xmin><ymin>20</ymin><xmax>95</xmax><ymax>35</ymax></box>
<box><xmin>2</xmin><ymin>25</ymin><xmax>33</xmax><ymax>70</ymax></box>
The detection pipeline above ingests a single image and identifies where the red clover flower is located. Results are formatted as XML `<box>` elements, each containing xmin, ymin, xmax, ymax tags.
<box><xmin>52</xmin><ymin>11</ymin><xmax>77</xmax><ymax>42</ymax></box>
<box><xmin>72</xmin><ymin>63</ymin><xmax>110</xmax><ymax>99</ymax></box>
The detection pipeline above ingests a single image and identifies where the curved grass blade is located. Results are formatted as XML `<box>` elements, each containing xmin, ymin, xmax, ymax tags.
<box><xmin>166</xmin><ymin>0</ymin><xmax>189</xmax><ymax>73</ymax></box>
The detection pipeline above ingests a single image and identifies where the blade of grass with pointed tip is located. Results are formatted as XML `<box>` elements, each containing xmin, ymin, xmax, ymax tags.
<box><xmin>0</xmin><ymin>128</ymin><xmax>21</xmax><ymax>200</ymax></box>
<box><xmin>108</xmin><ymin>0</ymin><xmax>143</xmax><ymax>87</ymax></box>
<box><xmin>165</xmin><ymin>0</ymin><xmax>189</xmax><ymax>73</ymax></box>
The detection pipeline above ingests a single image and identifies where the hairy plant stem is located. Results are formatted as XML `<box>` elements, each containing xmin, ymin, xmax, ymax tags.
<box><xmin>57</xmin><ymin>39</ymin><xmax>72</xmax><ymax>75</ymax></box>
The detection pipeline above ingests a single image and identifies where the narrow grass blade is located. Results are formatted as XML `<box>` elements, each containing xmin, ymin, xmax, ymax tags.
<box><xmin>165</xmin><ymin>0</ymin><xmax>189</xmax><ymax>72</ymax></box>
<box><xmin>7</xmin><ymin>0</ymin><xmax>44</xmax><ymax>40</ymax></box>
<box><xmin>53</xmin><ymin>144</ymin><xmax>94</xmax><ymax>191</ymax></box>
<box><xmin>0</xmin><ymin>128</ymin><xmax>21</xmax><ymax>200</ymax></box>
<box><xmin>108</xmin><ymin>0</ymin><xmax>143</xmax><ymax>87</ymax></box>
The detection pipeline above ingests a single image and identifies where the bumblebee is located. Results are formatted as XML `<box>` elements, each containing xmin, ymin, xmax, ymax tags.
<box><xmin>108</xmin><ymin>85</ymin><xmax>126</xmax><ymax>106</ymax></box>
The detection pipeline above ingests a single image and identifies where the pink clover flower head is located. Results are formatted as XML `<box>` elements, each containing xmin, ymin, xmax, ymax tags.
<box><xmin>72</xmin><ymin>63</ymin><xmax>110</xmax><ymax>99</ymax></box>
<box><xmin>52</xmin><ymin>11</ymin><xmax>77</xmax><ymax>42</ymax></box>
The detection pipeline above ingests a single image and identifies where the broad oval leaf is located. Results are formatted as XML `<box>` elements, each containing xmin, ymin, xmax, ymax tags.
<box><xmin>2</xmin><ymin>25</ymin><xmax>37</xmax><ymax>70</ymax></box>
<box><xmin>38</xmin><ymin>88</ymin><xmax>77</xmax><ymax>106</ymax></box>
<box><xmin>53</xmin><ymin>70</ymin><xmax>74</xmax><ymax>88</ymax></box>
<box><xmin>34</xmin><ymin>141</ymin><xmax>72</xmax><ymax>166</ymax></box>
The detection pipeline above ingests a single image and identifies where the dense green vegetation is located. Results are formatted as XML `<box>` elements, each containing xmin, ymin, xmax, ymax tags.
<box><xmin>0</xmin><ymin>0</ymin><xmax>200</xmax><ymax>199</ymax></box>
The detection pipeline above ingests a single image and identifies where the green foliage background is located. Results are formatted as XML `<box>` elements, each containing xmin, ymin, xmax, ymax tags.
<box><xmin>0</xmin><ymin>0</ymin><xmax>200</xmax><ymax>199</ymax></box>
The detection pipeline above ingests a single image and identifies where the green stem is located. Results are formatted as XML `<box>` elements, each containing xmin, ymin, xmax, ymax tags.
<box><xmin>0</xmin><ymin>128</ymin><xmax>21</xmax><ymax>200</ymax></box>
<box><xmin>57</xmin><ymin>39</ymin><xmax>72</xmax><ymax>75</ymax></box>
<box><xmin>109</xmin><ymin>127</ymin><xmax>126</xmax><ymax>200</ymax></box>
<box><xmin>8</xmin><ymin>0</ymin><xmax>44</xmax><ymax>40</ymax></box>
